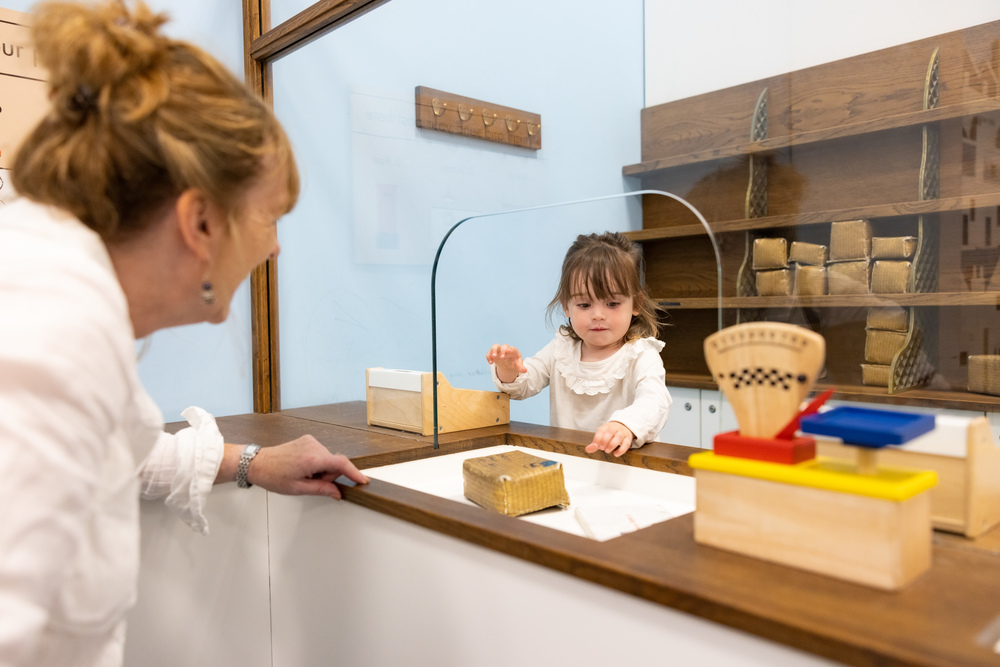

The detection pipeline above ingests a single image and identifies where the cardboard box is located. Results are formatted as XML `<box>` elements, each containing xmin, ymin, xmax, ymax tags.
<box><xmin>829</xmin><ymin>219</ymin><xmax>872</xmax><ymax>262</ymax></box>
<box><xmin>969</xmin><ymin>355</ymin><xmax>1000</xmax><ymax>396</ymax></box>
<box><xmin>871</xmin><ymin>261</ymin><xmax>912</xmax><ymax>294</ymax></box>
<box><xmin>867</xmin><ymin>306</ymin><xmax>909</xmax><ymax>332</ymax></box>
<box><xmin>817</xmin><ymin>416</ymin><xmax>1000</xmax><ymax>538</ymax></box>
<box><xmin>872</xmin><ymin>236</ymin><xmax>917</xmax><ymax>259</ymax></box>
<box><xmin>789</xmin><ymin>241</ymin><xmax>828</xmax><ymax>266</ymax></box>
<box><xmin>861</xmin><ymin>363</ymin><xmax>891</xmax><ymax>386</ymax></box>
<box><xmin>755</xmin><ymin>268</ymin><xmax>793</xmax><ymax>296</ymax></box>
<box><xmin>463</xmin><ymin>450</ymin><xmax>570</xmax><ymax>516</ymax></box>
<box><xmin>865</xmin><ymin>330</ymin><xmax>907</xmax><ymax>365</ymax></box>
<box><xmin>794</xmin><ymin>265</ymin><xmax>827</xmax><ymax>296</ymax></box>
<box><xmin>752</xmin><ymin>237</ymin><xmax>788</xmax><ymax>270</ymax></box>
<box><xmin>827</xmin><ymin>260</ymin><xmax>870</xmax><ymax>295</ymax></box>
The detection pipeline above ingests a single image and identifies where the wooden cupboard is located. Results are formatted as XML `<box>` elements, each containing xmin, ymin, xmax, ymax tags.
<box><xmin>625</xmin><ymin>19</ymin><xmax>1000</xmax><ymax>413</ymax></box>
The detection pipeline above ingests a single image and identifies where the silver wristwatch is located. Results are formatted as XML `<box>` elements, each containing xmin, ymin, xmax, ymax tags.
<box><xmin>236</xmin><ymin>443</ymin><xmax>261</xmax><ymax>488</ymax></box>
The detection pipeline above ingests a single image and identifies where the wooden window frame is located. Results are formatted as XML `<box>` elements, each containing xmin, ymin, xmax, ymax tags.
<box><xmin>242</xmin><ymin>0</ymin><xmax>392</xmax><ymax>412</ymax></box>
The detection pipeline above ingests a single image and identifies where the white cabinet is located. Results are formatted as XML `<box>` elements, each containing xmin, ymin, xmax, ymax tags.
<box><xmin>661</xmin><ymin>387</ymin><xmax>737</xmax><ymax>449</ymax></box>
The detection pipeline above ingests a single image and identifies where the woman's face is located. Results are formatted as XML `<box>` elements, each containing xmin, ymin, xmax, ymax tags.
<box><xmin>206</xmin><ymin>161</ymin><xmax>290</xmax><ymax>322</ymax></box>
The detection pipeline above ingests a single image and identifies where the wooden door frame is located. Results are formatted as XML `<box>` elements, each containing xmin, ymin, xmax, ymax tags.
<box><xmin>242</xmin><ymin>0</ymin><xmax>392</xmax><ymax>412</ymax></box>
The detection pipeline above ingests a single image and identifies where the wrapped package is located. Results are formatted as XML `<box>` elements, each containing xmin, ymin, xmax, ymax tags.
<box><xmin>463</xmin><ymin>450</ymin><xmax>570</xmax><ymax>517</ymax></box>
<box><xmin>865</xmin><ymin>330</ymin><xmax>907</xmax><ymax>365</ymax></box>
<box><xmin>867</xmin><ymin>306</ymin><xmax>909</xmax><ymax>332</ymax></box>
<box><xmin>871</xmin><ymin>261</ymin><xmax>912</xmax><ymax>294</ymax></box>
<box><xmin>794</xmin><ymin>265</ymin><xmax>827</xmax><ymax>296</ymax></box>
<box><xmin>829</xmin><ymin>219</ymin><xmax>872</xmax><ymax>262</ymax></box>
<box><xmin>871</xmin><ymin>236</ymin><xmax>917</xmax><ymax>259</ymax></box>
<box><xmin>755</xmin><ymin>268</ymin><xmax>793</xmax><ymax>296</ymax></box>
<box><xmin>861</xmin><ymin>363</ymin><xmax>891</xmax><ymax>387</ymax></box>
<box><xmin>827</xmin><ymin>260</ymin><xmax>870</xmax><ymax>295</ymax></box>
<box><xmin>969</xmin><ymin>356</ymin><xmax>1000</xmax><ymax>397</ymax></box>
<box><xmin>789</xmin><ymin>241</ymin><xmax>828</xmax><ymax>266</ymax></box>
<box><xmin>752</xmin><ymin>237</ymin><xmax>789</xmax><ymax>270</ymax></box>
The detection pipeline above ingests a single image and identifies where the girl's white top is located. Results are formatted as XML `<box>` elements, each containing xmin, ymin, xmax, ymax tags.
<box><xmin>0</xmin><ymin>198</ymin><xmax>225</xmax><ymax>666</ymax></box>
<box><xmin>493</xmin><ymin>332</ymin><xmax>672</xmax><ymax>447</ymax></box>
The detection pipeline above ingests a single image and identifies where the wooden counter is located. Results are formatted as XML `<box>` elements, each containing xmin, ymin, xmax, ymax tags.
<box><xmin>208</xmin><ymin>402</ymin><xmax>1000</xmax><ymax>667</ymax></box>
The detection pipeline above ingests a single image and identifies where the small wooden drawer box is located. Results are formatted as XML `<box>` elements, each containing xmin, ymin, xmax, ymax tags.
<box><xmin>366</xmin><ymin>368</ymin><xmax>510</xmax><ymax>436</ymax></box>
<box><xmin>816</xmin><ymin>416</ymin><xmax>1000</xmax><ymax>538</ymax></box>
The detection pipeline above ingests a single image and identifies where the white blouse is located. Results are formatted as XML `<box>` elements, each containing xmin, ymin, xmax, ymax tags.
<box><xmin>493</xmin><ymin>332</ymin><xmax>672</xmax><ymax>446</ymax></box>
<box><xmin>0</xmin><ymin>199</ymin><xmax>224</xmax><ymax>666</ymax></box>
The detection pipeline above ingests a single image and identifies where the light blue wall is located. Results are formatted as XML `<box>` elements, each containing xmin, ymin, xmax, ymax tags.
<box><xmin>270</xmin><ymin>0</ymin><xmax>645</xmax><ymax>425</ymax></box>
<box><xmin>5</xmin><ymin>0</ymin><xmax>252</xmax><ymax>422</ymax></box>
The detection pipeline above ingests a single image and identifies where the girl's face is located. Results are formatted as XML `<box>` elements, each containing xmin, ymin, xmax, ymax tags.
<box><xmin>563</xmin><ymin>280</ymin><xmax>638</xmax><ymax>361</ymax></box>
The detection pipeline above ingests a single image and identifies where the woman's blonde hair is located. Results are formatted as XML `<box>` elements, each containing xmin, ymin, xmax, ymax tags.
<box><xmin>546</xmin><ymin>231</ymin><xmax>663</xmax><ymax>344</ymax></box>
<box><xmin>13</xmin><ymin>0</ymin><xmax>298</xmax><ymax>240</ymax></box>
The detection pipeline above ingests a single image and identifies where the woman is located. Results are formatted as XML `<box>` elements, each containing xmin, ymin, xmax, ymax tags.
<box><xmin>0</xmin><ymin>1</ymin><xmax>367</xmax><ymax>664</ymax></box>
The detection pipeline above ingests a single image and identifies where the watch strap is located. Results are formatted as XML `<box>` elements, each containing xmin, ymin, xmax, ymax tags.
<box><xmin>237</xmin><ymin>443</ymin><xmax>261</xmax><ymax>488</ymax></box>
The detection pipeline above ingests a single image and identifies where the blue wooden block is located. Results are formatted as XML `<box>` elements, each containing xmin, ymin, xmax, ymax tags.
<box><xmin>799</xmin><ymin>406</ymin><xmax>935</xmax><ymax>448</ymax></box>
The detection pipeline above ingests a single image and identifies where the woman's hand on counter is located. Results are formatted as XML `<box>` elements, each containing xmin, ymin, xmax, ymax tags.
<box><xmin>222</xmin><ymin>436</ymin><xmax>369</xmax><ymax>499</ymax></box>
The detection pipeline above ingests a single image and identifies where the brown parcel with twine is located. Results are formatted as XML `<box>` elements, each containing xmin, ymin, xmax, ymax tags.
<box><xmin>463</xmin><ymin>450</ymin><xmax>570</xmax><ymax>516</ymax></box>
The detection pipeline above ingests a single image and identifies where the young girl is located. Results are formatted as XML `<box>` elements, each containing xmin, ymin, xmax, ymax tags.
<box><xmin>486</xmin><ymin>232</ymin><xmax>671</xmax><ymax>457</ymax></box>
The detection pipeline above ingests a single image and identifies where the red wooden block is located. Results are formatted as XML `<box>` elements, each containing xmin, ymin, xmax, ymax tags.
<box><xmin>712</xmin><ymin>430</ymin><xmax>816</xmax><ymax>464</ymax></box>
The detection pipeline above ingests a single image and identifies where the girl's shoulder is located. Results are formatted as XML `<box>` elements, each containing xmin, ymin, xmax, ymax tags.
<box><xmin>622</xmin><ymin>336</ymin><xmax>666</xmax><ymax>356</ymax></box>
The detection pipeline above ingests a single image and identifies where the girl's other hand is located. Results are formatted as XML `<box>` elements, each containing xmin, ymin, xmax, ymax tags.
<box><xmin>486</xmin><ymin>343</ymin><xmax>527</xmax><ymax>382</ymax></box>
<box><xmin>585</xmin><ymin>421</ymin><xmax>635</xmax><ymax>457</ymax></box>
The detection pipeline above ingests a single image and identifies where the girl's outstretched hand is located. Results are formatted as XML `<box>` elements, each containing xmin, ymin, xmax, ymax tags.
<box><xmin>586</xmin><ymin>421</ymin><xmax>635</xmax><ymax>457</ymax></box>
<box><xmin>486</xmin><ymin>343</ymin><xmax>527</xmax><ymax>383</ymax></box>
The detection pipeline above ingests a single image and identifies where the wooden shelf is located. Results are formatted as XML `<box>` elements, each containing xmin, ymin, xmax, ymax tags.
<box><xmin>625</xmin><ymin>193</ymin><xmax>1000</xmax><ymax>242</ymax></box>
<box><xmin>655</xmin><ymin>292</ymin><xmax>1000</xmax><ymax>309</ymax></box>
<box><xmin>624</xmin><ymin>99</ymin><xmax>1000</xmax><ymax>177</ymax></box>
<box><xmin>665</xmin><ymin>375</ymin><xmax>1000</xmax><ymax>413</ymax></box>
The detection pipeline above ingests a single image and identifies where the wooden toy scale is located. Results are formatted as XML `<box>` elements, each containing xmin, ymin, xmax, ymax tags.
<box><xmin>691</xmin><ymin>321</ymin><xmax>938</xmax><ymax>590</ymax></box>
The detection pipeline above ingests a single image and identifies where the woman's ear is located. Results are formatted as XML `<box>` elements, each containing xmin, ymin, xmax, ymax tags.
<box><xmin>173</xmin><ymin>189</ymin><xmax>214</xmax><ymax>261</ymax></box>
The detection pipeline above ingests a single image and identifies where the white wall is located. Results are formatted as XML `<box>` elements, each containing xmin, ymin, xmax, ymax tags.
<box><xmin>645</xmin><ymin>0</ymin><xmax>1000</xmax><ymax>106</ymax></box>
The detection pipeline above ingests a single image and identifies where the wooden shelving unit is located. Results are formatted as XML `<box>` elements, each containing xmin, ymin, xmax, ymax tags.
<box><xmin>627</xmin><ymin>19</ymin><xmax>1000</xmax><ymax>412</ymax></box>
<box><xmin>624</xmin><ymin>99</ymin><xmax>1000</xmax><ymax>177</ymax></box>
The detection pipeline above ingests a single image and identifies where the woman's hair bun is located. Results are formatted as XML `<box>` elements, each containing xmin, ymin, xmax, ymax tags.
<box><xmin>32</xmin><ymin>1</ymin><xmax>169</xmax><ymax>119</ymax></box>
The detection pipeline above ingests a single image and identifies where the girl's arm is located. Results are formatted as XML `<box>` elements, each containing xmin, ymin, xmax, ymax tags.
<box><xmin>605</xmin><ymin>347</ymin><xmax>673</xmax><ymax>447</ymax></box>
<box><xmin>488</xmin><ymin>339</ymin><xmax>554</xmax><ymax>400</ymax></box>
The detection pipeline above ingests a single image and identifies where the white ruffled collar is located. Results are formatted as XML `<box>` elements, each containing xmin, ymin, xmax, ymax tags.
<box><xmin>552</xmin><ymin>333</ymin><xmax>664</xmax><ymax>395</ymax></box>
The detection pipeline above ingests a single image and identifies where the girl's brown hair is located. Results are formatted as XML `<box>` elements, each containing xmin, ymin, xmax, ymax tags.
<box><xmin>546</xmin><ymin>231</ymin><xmax>663</xmax><ymax>344</ymax></box>
<box><xmin>12</xmin><ymin>0</ymin><xmax>299</xmax><ymax>240</ymax></box>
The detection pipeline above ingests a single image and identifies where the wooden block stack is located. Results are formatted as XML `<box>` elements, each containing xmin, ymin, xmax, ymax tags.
<box><xmin>752</xmin><ymin>237</ymin><xmax>792</xmax><ymax>296</ymax></box>
<box><xmin>871</xmin><ymin>236</ymin><xmax>917</xmax><ymax>294</ymax></box>
<box><xmin>862</xmin><ymin>307</ymin><xmax>910</xmax><ymax>386</ymax></box>
<box><xmin>827</xmin><ymin>219</ymin><xmax>872</xmax><ymax>295</ymax></box>
<box><xmin>789</xmin><ymin>241</ymin><xmax>828</xmax><ymax>295</ymax></box>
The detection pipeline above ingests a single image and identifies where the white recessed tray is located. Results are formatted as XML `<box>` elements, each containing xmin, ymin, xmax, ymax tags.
<box><xmin>363</xmin><ymin>445</ymin><xmax>696</xmax><ymax>541</ymax></box>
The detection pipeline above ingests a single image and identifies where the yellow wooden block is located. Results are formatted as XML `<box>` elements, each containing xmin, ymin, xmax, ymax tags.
<box><xmin>688</xmin><ymin>451</ymin><xmax>937</xmax><ymax>500</ymax></box>
<box><xmin>366</xmin><ymin>368</ymin><xmax>510</xmax><ymax>436</ymax></box>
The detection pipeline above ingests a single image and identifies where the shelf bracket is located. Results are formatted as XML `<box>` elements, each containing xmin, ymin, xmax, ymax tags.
<box><xmin>738</xmin><ymin>88</ymin><xmax>770</xmax><ymax>310</ymax></box>
<box><xmin>890</xmin><ymin>47</ymin><xmax>941</xmax><ymax>394</ymax></box>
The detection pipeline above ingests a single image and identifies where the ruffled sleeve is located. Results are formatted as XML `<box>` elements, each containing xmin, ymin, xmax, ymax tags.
<box><xmin>137</xmin><ymin>406</ymin><xmax>225</xmax><ymax>535</ymax></box>
<box><xmin>492</xmin><ymin>337</ymin><xmax>559</xmax><ymax>400</ymax></box>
